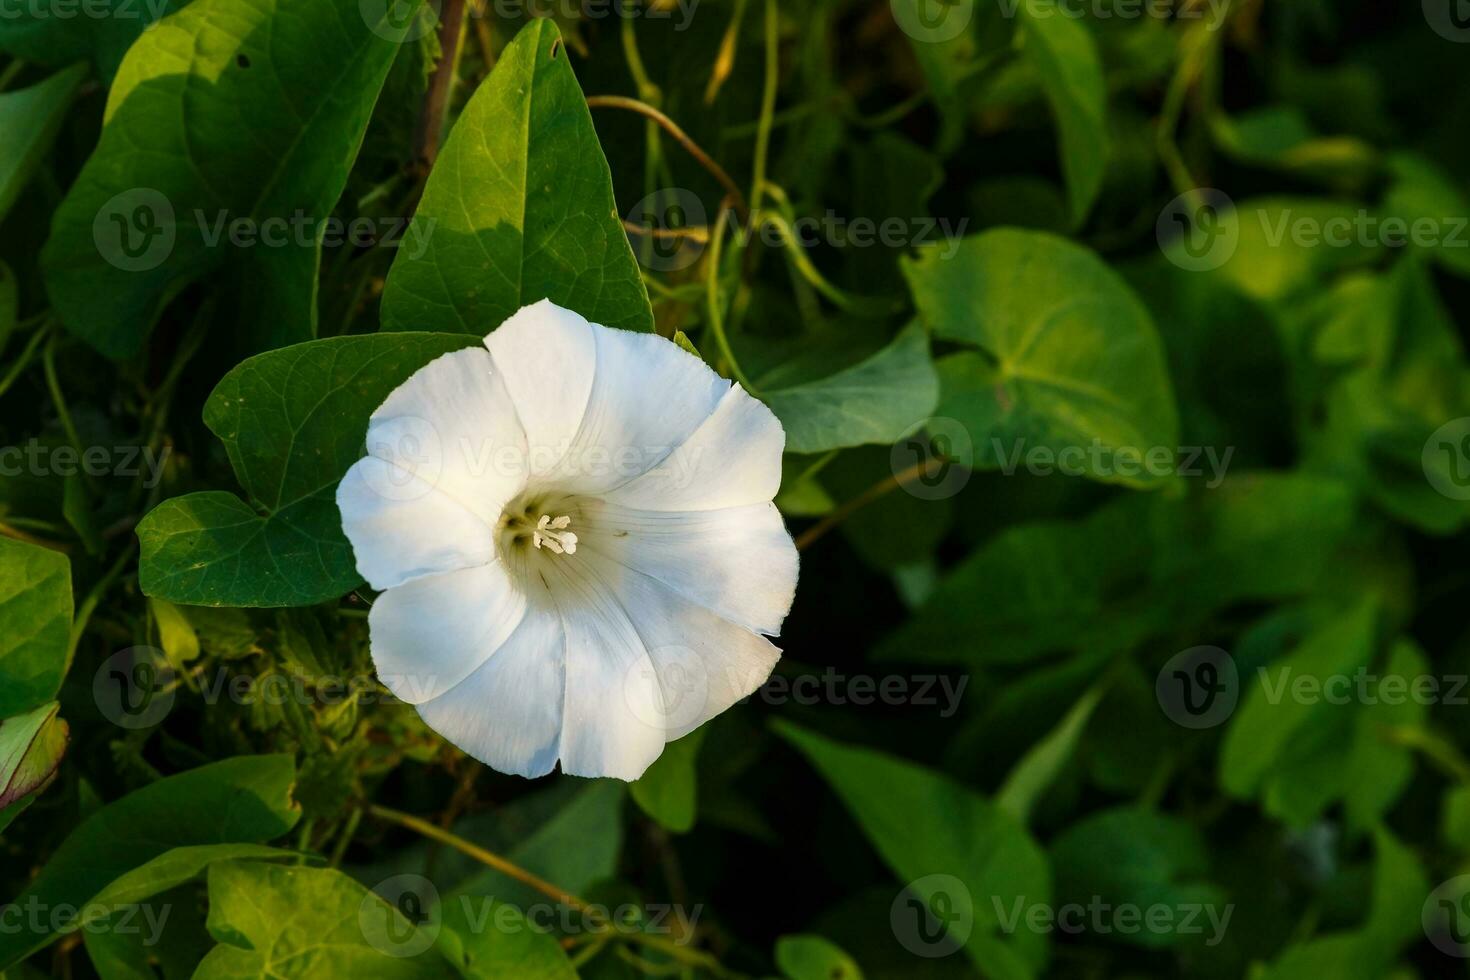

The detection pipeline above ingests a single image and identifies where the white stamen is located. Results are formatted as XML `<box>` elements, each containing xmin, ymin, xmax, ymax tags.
<box><xmin>532</xmin><ymin>514</ymin><xmax>578</xmax><ymax>554</ymax></box>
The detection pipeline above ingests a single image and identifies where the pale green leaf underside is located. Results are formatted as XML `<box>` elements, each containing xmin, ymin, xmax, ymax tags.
<box><xmin>764</xmin><ymin>324</ymin><xmax>939</xmax><ymax>454</ymax></box>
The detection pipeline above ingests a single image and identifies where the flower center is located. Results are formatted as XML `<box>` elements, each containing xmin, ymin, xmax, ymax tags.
<box><xmin>532</xmin><ymin>514</ymin><xmax>578</xmax><ymax>555</ymax></box>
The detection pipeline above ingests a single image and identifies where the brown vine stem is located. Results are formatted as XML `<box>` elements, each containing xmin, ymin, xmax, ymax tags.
<box><xmin>794</xmin><ymin>457</ymin><xmax>958</xmax><ymax>552</ymax></box>
<box><xmin>413</xmin><ymin>0</ymin><xmax>469</xmax><ymax>176</ymax></box>
<box><xmin>366</xmin><ymin>803</ymin><xmax>592</xmax><ymax>912</ymax></box>
<box><xmin>585</xmin><ymin>95</ymin><xmax>749</xmax><ymax>224</ymax></box>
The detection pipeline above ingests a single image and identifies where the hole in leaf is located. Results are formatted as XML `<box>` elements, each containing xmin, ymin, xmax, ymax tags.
<box><xmin>236</xmin><ymin>53</ymin><xmax>251</xmax><ymax>68</ymax></box>
<box><xmin>550</xmin><ymin>38</ymin><xmax>562</xmax><ymax>60</ymax></box>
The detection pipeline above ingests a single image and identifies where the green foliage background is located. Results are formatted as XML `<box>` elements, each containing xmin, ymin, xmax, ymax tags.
<box><xmin>3</xmin><ymin>0</ymin><xmax>1470</xmax><ymax>977</ymax></box>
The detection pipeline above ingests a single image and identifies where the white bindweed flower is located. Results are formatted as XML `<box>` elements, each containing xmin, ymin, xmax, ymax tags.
<box><xmin>336</xmin><ymin>300</ymin><xmax>799</xmax><ymax>780</ymax></box>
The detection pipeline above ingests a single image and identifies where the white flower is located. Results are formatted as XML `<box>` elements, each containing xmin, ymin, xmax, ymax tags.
<box><xmin>336</xmin><ymin>300</ymin><xmax>799</xmax><ymax>780</ymax></box>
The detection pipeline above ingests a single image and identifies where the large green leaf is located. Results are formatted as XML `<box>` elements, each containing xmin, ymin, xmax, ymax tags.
<box><xmin>904</xmin><ymin>230</ymin><xmax>1178</xmax><ymax>488</ymax></box>
<box><xmin>776</xmin><ymin>722</ymin><xmax>1050</xmax><ymax>980</ymax></box>
<box><xmin>0</xmin><ymin>537</ymin><xmax>73</xmax><ymax>718</ymax></box>
<box><xmin>763</xmin><ymin>324</ymin><xmax>938</xmax><ymax>454</ymax></box>
<box><xmin>381</xmin><ymin>18</ymin><xmax>652</xmax><ymax>336</ymax></box>
<box><xmin>0</xmin><ymin>755</ymin><xmax>300</xmax><ymax>968</ymax></box>
<box><xmin>1014</xmin><ymin>0</ymin><xmax>1108</xmax><ymax>224</ymax></box>
<box><xmin>195</xmin><ymin>862</ymin><xmax>453</xmax><ymax>979</ymax></box>
<box><xmin>41</xmin><ymin>0</ymin><xmax>411</xmax><ymax>359</ymax></box>
<box><xmin>1048</xmin><ymin>807</ymin><xmax>1225</xmax><ymax>950</ymax></box>
<box><xmin>137</xmin><ymin>333</ymin><xmax>478</xmax><ymax>607</ymax></box>
<box><xmin>0</xmin><ymin>63</ymin><xmax>87</xmax><ymax>223</ymax></box>
<box><xmin>1220</xmin><ymin>599</ymin><xmax>1378</xmax><ymax>802</ymax></box>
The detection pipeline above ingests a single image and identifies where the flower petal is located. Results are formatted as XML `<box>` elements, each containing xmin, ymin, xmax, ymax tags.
<box><xmin>547</xmin><ymin>560</ymin><xmax>667</xmax><ymax>781</ymax></box>
<box><xmin>483</xmin><ymin>300</ymin><xmax>597</xmax><ymax>480</ymax></box>
<box><xmin>367</xmin><ymin>564</ymin><xmax>527</xmax><ymax>704</ymax></box>
<box><xmin>337</xmin><ymin>457</ymin><xmax>496</xmax><ymax>591</ymax></box>
<box><xmin>579</xmin><ymin>501</ymin><xmax>798</xmax><ymax>635</ymax></box>
<box><xmin>556</xmin><ymin>320</ymin><xmax>731</xmax><ymax>496</ymax></box>
<box><xmin>603</xmin><ymin>384</ymin><xmax>785</xmax><ymax>512</ymax></box>
<box><xmin>415</xmin><ymin>606</ymin><xmax>565</xmax><ymax>779</ymax></box>
<box><xmin>579</xmin><ymin>552</ymin><xmax>781</xmax><ymax>741</ymax></box>
<box><xmin>366</xmin><ymin>347</ymin><xmax>528</xmax><ymax>527</ymax></box>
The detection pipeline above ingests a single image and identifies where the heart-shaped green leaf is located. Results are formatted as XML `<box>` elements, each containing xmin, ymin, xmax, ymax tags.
<box><xmin>904</xmin><ymin>229</ymin><xmax>1178</xmax><ymax>488</ymax></box>
<box><xmin>137</xmin><ymin>333</ymin><xmax>478</xmax><ymax>607</ymax></box>
<box><xmin>196</xmin><ymin>862</ymin><xmax>455</xmax><ymax>979</ymax></box>
<box><xmin>381</xmin><ymin>18</ymin><xmax>653</xmax><ymax>336</ymax></box>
